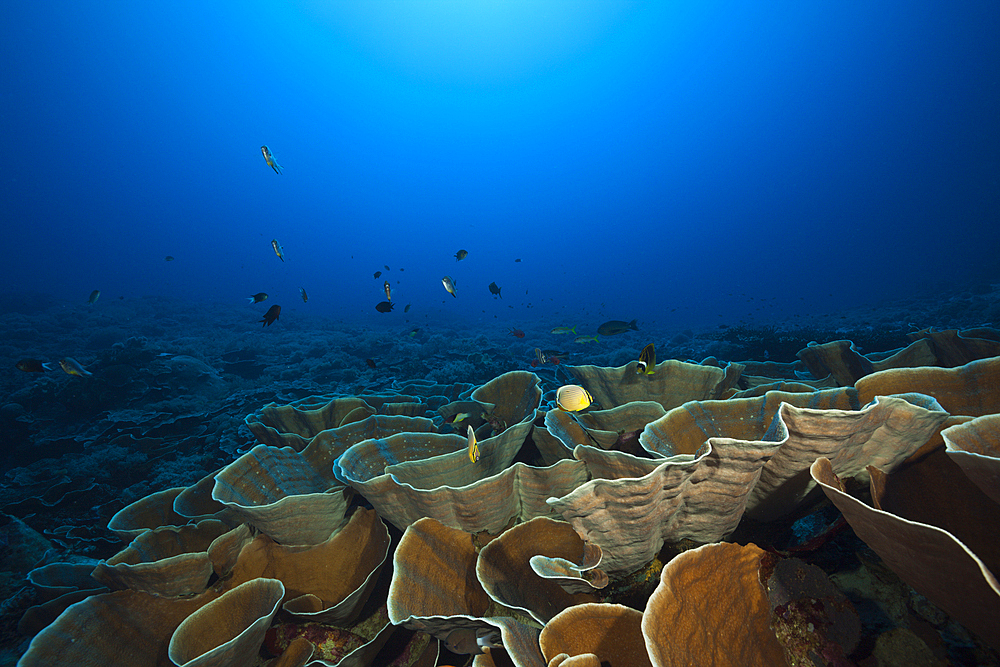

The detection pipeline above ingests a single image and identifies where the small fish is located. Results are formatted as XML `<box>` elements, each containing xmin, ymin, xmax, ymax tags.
<box><xmin>375</xmin><ymin>301</ymin><xmax>395</xmax><ymax>313</ymax></box>
<box><xmin>514</xmin><ymin>258</ymin><xmax>521</xmax><ymax>262</ymax></box>
<box><xmin>556</xmin><ymin>384</ymin><xmax>593</xmax><ymax>412</ymax></box>
<box><xmin>534</xmin><ymin>348</ymin><xmax>547</xmax><ymax>365</ymax></box>
<box><xmin>550</xmin><ymin>326</ymin><xmax>577</xmax><ymax>335</ymax></box>
<box><xmin>59</xmin><ymin>357</ymin><xmax>93</xmax><ymax>377</ymax></box>
<box><xmin>165</xmin><ymin>255</ymin><xmax>175</xmax><ymax>261</ymax></box>
<box><xmin>271</xmin><ymin>239</ymin><xmax>284</xmax><ymax>262</ymax></box>
<box><xmin>408</xmin><ymin>327</ymin><xmax>419</xmax><ymax>337</ymax></box>
<box><xmin>574</xmin><ymin>335</ymin><xmax>599</xmax><ymax>344</ymax></box>
<box><xmin>404</xmin><ymin>303</ymin><xmax>411</xmax><ymax>313</ymax></box>
<box><xmin>455</xmin><ymin>249</ymin><xmax>468</xmax><ymax>261</ymax></box>
<box><xmin>509</xmin><ymin>328</ymin><xmax>525</xmax><ymax>338</ymax></box>
<box><xmin>636</xmin><ymin>343</ymin><xmax>656</xmax><ymax>375</ymax></box>
<box><xmin>489</xmin><ymin>282</ymin><xmax>502</xmax><ymax>299</ymax></box>
<box><xmin>87</xmin><ymin>290</ymin><xmax>101</xmax><ymax>304</ymax></box>
<box><xmin>442</xmin><ymin>276</ymin><xmax>457</xmax><ymax>298</ymax></box>
<box><xmin>248</xmin><ymin>292</ymin><xmax>268</xmax><ymax>304</ymax></box>
<box><xmin>299</xmin><ymin>287</ymin><xmax>308</xmax><ymax>303</ymax></box>
<box><xmin>260</xmin><ymin>145</ymin><xmax>282</xmax><ymax>174</ymax></box>
<box><xmin>384</xmin><ymin>281</ymin><xmax>392</xmax><ymax>301</ymax></box>
<box><xmin>384</xmin><ymin>265</ymin><xmax>390</xmax><ymax>271</ymax></box>
<box><xmin>365</xmin><ymin>358</ymin><xmax>377</xmax><ymax>369</ymax></box>
<box><xmin>374</xmin><ymin>271</ymin><xmax>382</xmax><ymax>279</ymax></box>
<box><xmin>597</xmin><ymin>319</ymin><xmax>638</xmax><ymax>336</ymax></box>
<box><xmin>467</xmin><ymin>425</ymin><xmax>480</xmax><ymax>463</ymax></box>
<box><xmin>260</xmin><ymin>305</ymin><xmax>281</xmax><ymax>326</ymax></box>
<box><xmin>446</xmin><ymin>412</ymin><xmax>470</xmax><ymax>424</ymax></box>
<box><xmin>16</xmin><ymin>359</ymin><xmax>53</xmax><ymax>373</ymax></box>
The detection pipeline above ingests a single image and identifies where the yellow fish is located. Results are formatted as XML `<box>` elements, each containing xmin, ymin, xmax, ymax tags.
<box><xmin>556</xmin><ymin>384</ymin><xmax>593</xmax><ymax>412</ymax></box>
<box><xmin>467</xmin><ymin>425</ymin><xmax>480</xmax><ymax>463</ymax></box>
<box><xmin>384</xmin><ymin>280</ymin><xmax>392</xmax><ymax>301</ymax></box>
<box><xmin>260</xmin><ymin>145</ymin><xmax>282</xmax><ymax>174</ymax></box>
<box><xmin>59</xmin><ymin>357</ymin><xmax>93</xmax><ymax>377</ymax></box>
<box><xmin>550</xmin><ymin>326</ymin><xmax>576</xmax><ymax>335</ymax></box>
<box><xmin>271</xmin><ymin>239</ymin><xmax>284</xmax><ymax>262</ymax></box>
<box><xmin>637</xmin><ymin>343</ymin><xmax>656</xmax><ymax>375</ymax></box>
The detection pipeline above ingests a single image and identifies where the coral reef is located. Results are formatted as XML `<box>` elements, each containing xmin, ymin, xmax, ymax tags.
<box><xmin>4</xmin><ymin>296</ymin><xmax>1000</xmax><ymax>665</ymax></box>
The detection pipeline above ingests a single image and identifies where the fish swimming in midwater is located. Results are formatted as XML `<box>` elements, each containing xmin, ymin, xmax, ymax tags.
<box><xmin>574</xmin><ymin>335</ymin><xmax>599</xmax><ymax>344</ymax></box>
<box><xmin>384</xmin><ymin>265</ymin><xmax>390</xmax><ymax>271</ymax></box>
<box><xmin>248</xmin><ymin>292</ymin><xmax>268</xmax><ymax>304</ymax></box>
<box><xmin>365</xmin><ymin>358</ymin><xmax>377</xmax><ymax>369</ymax></box>
<box><xmin>404</xmin><ymin>303</ymin><xmax>411</xmax><ymax>313</ymax></box>
<box><xmin>489</xmin><ymin>282</ymin><xmax>502</xmax><ymax>299</ymax></box>
<box><xmin>556</xmin><ymin>384</ymin><xmax>593</xmax><ymax>412</ymax></box>
<box><xmin>442</xmin><ymin>276</ymin><xmax>457</xmax><ymax>298</ymax></box>
<box><xmin>16</xmin><ymin>359</ymin><xmax>53</xmax><ymax>373</ymax></box>
<box><xmin>597</xmin><ymin>319</ymin><xmax>638</xmax><ymax>336</ymax></box>
<box><xmin>299</xmin><ymin>287</ymin><xmax>308</xmax><ymax>303</ymax></box>
<box><xmin>59</xmin><ymin>357</ymin><xmax>93</xmax><ymax>377</ymax></box>
<box><xmin>637</xmin><ymin>343</ymin><xmax>656</xmax><ymax>375</ymax></box>
<box><xmin>165</xmin><ymin>255</ymin><xmax>175</xmax><ymax>261</ymax></box>
<box><xmin>514</xmin><ymin>258</ymin><xmax>521</xmax><ymax>262</ymax></box>
<box><xmin>375</xmin><ymin>301</ymin><xmax>395</xmax><ymax>313</ymax></box>
<box><xmin>550</xmin><ymin>326</ymin><xmax>577</xmax><ymax>335</ymax></box>
<box><xmin>260</xmin><ymin>305</ymin><xmax>281</xmax><ymax>326</ymax></box>
<box><xmin>260</xmin><ymin>145</ymin><xmax>282</xmax><ymax>174</ymax></box>
<box><xmin>454</xmin><ymin>249</ymin><xmax>468</xmax><ymax>261</ymax></box>
<box><xmin>509</xmin><ymin>328</ymin><xmax>525</xmax><ymax>338</ymax></box>
<box><xmin>384</xmin><ymin>281</ymin><xmax>392</xmax><ymax>301</ymax></box>
<box><xmin>534</xmin><ymin>348</ymin><xmax>547</xmax><ymax>365</ymax></box>
<box><xmin>373</xmin><ymin>271</ymin><xmax>382</xmax><ymax>279</ymax></box>
<box><xmin>467</xmin><ymin>425</ymin><xmax>480</xmax><ymax>463</ymax></box>
<box><xmin>271</xmin><ymin>239</ymin><xmax>284</xmax><ymax>262</ymax></box>
<box><xmin>87</xmin><ymin>290</ymin><xmax>101</xmax><ymax>304</ymax></box>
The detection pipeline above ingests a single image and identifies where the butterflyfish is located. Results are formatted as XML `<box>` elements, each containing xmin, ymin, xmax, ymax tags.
<box><xmin>556</xmin><ymin>384</ymin><xmax>593</xmax><ymax>412</ymax></box>
<box><xmin>260</xmin><ymin>145</ymin><xmax>282</xmax><ymax>174</ymax></box>
<box><xmin>384</xmin><ymin>280</ymin><xmax>392</xmax><ymax>301</ymax></box>
<box><xmin>271</xmin><ymin>239</ymin><xmax>284</xmax><ymax>262</ymax></box>
<box><xmin>637</xmin><ymin>343</ymin><xmax>656</xmax><ymax>375</ymax></box>
<box><xmin>87</xmin><ymin>290</ymin><xmax>101</xmax><ymax>304</ymax></box>
<box><xmin>467</xmin><ymin>425</ymin><xmax>480</xmax><ymax>463</ymax></box>
<box><xmin>59</xmin><ymin>357</ymin><xmax>93</xmax><ymax>377</ymax></box>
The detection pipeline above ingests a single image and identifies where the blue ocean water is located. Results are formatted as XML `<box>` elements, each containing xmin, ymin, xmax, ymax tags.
<box><xmin>4</xmin><ymin>1</ymin><xmax>997</xmax><ymax>328</ymax></box>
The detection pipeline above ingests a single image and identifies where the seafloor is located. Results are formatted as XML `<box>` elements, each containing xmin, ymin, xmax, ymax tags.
<box><xmin>1</xmin><ymin>283</ymin><xmax>999</xmax><ymax>666</ymax></box>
